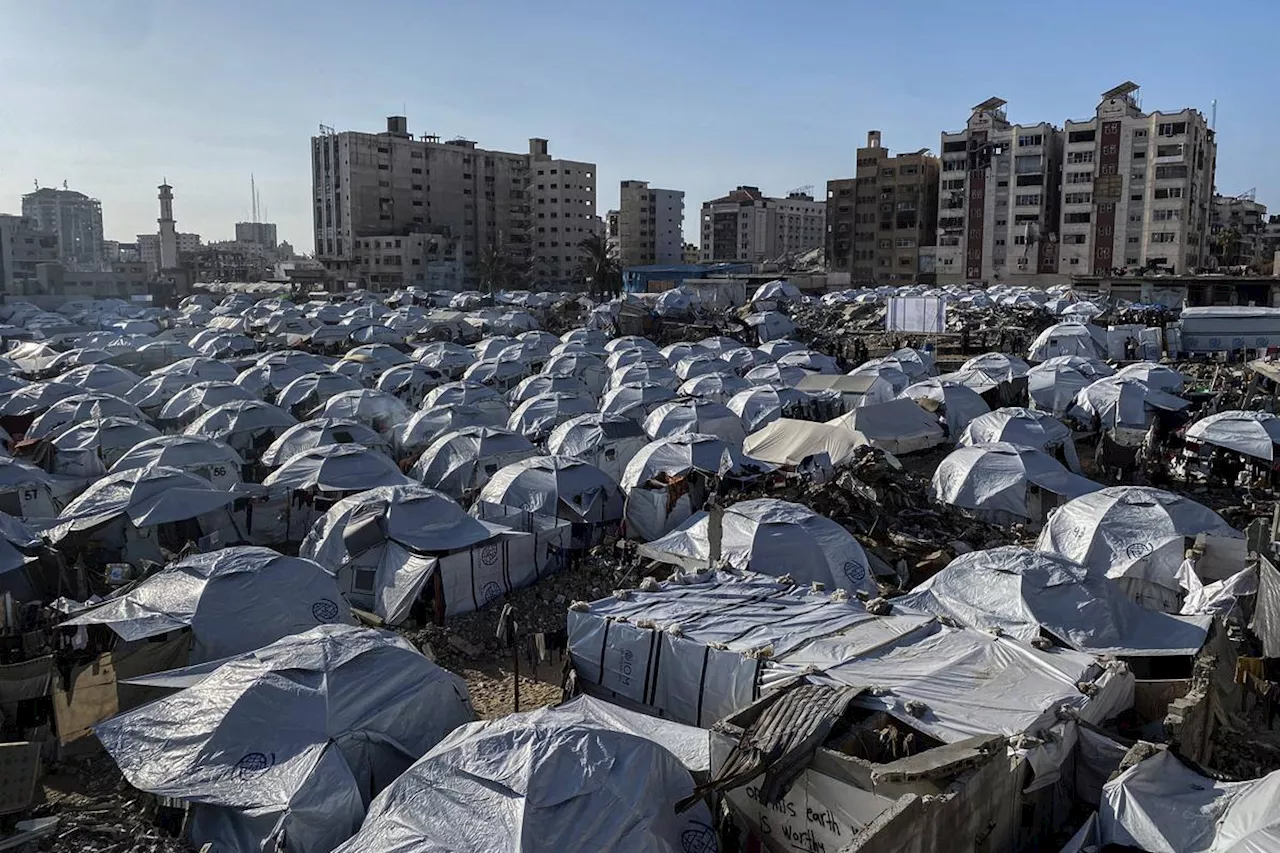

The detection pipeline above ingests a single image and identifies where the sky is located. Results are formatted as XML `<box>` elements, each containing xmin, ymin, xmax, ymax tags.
<box><xmin>3</xmin><ymin>0</ymin><xmax>1277</xmax><ymax>252</ymax></box>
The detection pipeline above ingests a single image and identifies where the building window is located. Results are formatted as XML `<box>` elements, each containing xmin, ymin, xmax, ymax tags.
<box><xmin>1068</xmin><ymin>129</ymin><xmax>1096</xmax><ymax>143</ymax></box>
<box><xmin>1066</xmin><ymin>151</ymin><xmax>1095</xmax><ymax>164</ymax></box>
<box><xmin>1132</xmin><ymin>151</ymin><xmax>1146</xmax><ymax>160</ymax></box>
<box><xmin>1133</xmin><ymin>129</ymin><xmax>1148</xmax><ymax>139</ymax></box>
<box><xmin>1156</xmin><ymin>144</ymin><xmax>1185</xmax><ymax>158</ymax></box>
<box><xmin>1152</xmin><ymin>208</ymin><xmax>1181</xmax><ymax>221</ymax></box>
<box><xmin>1157</xmin><ymin>121</ymin><xmax>1188</xmax><ymax>137</ymax></box>
<box><xmin>1128</xmin><ymin>236</ymin><xmax>1140</xmax><ymax>244</ymax></box>
<box><xmin>1063</xmin><ymin>192</ymin><xmax>1092</xmax><ymax>204</ymax></box>
<box><xmin>1062</xmin><ymin>234</ymin><xmax>1087</xmax><ymax>244</ymax></box>
<box><xmin>1066</xmin><ymin>171</ymin><xmax>1093</xmax><ymax>184</ymax></box>
<box><xmin>1069</xmin><ymin>258</ymin><xmax>1080</xmax><ymax>265</ymax></box>
<box><xmin>1151</xmin><ymin>232</ymin><xmax>1177</xmax><ymax>243</ymax></box>
<box><xmin>1014</xmin><ymin>194</ymin><xmax>1041</xmax><ymax>206</ymax></box>
<box><xmin>881</xmin><ymin>168</ymin><xmax>895</xmax><ymax>178</ymax></box>
<box><xmin>1017</xmin><ymin>134</ymin><xmax>1044</xmax><ymax>147</ymax></box>
<box><xmin>1154</xmin><ymin>164</ymin><xmax>1189</xmax><ymax>179</ymax></box>
<box><xmin>1154</xmin><ymin>187</ymin><xmax>1184</xmax><ymax>199</ymax></box>
<box><xmin>1064</xmin><ymin>212</ymin><xmax>1092</xmax><ymax>224</ymax></box>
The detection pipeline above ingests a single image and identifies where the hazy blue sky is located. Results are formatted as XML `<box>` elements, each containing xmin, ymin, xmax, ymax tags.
<box><xmin>3</xmin><ymin>0</ymin><xmax>1276</xmax><ymax>251</ymax></box>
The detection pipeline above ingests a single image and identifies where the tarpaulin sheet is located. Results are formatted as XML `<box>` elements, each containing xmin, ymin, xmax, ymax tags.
<box><xmin>47</xmin><ymin>465</ymin><xmax>240</xmax><ymax>541</ymax></box>
<box><xmin>478</xmin><ymin>455</ymin><xmax>622</xmax><ymax>524</ymax></box>
<box><xmin>897</xmin><ymin>546</ymin><xmax>1209</xmax><ymax>656</ymax></box>
<box><xmin>1185</xmin><ymin>410</ymin><xmax>1280</xmax><ymax>461</ymax></box>
<box><xmin>96</xmin><ymin>625</ymin><xmax>474</xmax><ymax>853</ymax></box>
<box><xmin>885</xmin><ymin>296</ymin><xmax>946</xmax><ymax>334</ymax></box>
<box><xmin>827</xmin><ymin>398</ymin><xmax>945</xmax><ymax>455</ymax></box>
<box><xmin>636</xmin><ymin>498</ymin><xmax>877</xmax><ymax>596</ymax></box>
<box><xmin>332</xmin><ymin>707</ymin><xmax>715</xmax><ymax>853</ymax></box>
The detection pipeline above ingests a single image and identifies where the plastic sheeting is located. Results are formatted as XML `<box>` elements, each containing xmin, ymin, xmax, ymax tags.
<box><xmin>546</xmin><ymin>413</ymin><xmax>648</xmax><ymax>484</ymax></box>
<box><xmin>899</xmin><ymin>379</ymin><xmax>990</xmax><ymax>438</ymax></box>
<box><xmin>930</xmin><ymin>442</ymin><xmax>1100</xmax><ymax>524</ymax></box>
<box><xmin>1072</xmin><ymin>376</ymin><xmax>1190</xmax><ymax>430</ymax></box>
<box><xmin>637</xmin><ymin>498</ymin><xmax>877</xmax><ymax>596</ymax></box>
<box><xmin>262</xmin><ymin>444</ymin><xmax>412</xmax><ymax>493</ymax></box>
<box><xmin>1036</xmin><ymin>486</ymin><xmax>1244</xmax><ymax>612</ymax></box>
<box><xmin>742</xmin><ymin>418</ymin><xmax>863</xmax><ymax>467</ymax></box>
<box><xmin>108</xmin><ymin>435</ymin><xmax>244</xmax><ymax>489</ymax></box>
<box><xmin>827</xmin><ymin>398</ymin><xmax>945</xmax><ymax>454</ymax></box>
<box><xmin>1027</xmin><ymin>322</ymin><xmax>1105</xmax><ymax>362</ymax></box>
<box><xmin>478</xmin><ymin>456</ymin><xmax>622</xmax><ymax>524</ymax></box>
<box><xmin>1061</xmin><ymin>749</ymin><xmax>1280</xmax><ymax>853</ymax></box>
<box><xmin>897</xmin><ymin>546</ymin><xmax>1209</xmax><ymax>656</ymax></box>
<box><xmin>643</xmin><ymin>398</ymin><xmax>747</xmax><ymax>446</ymax></box>
<box><xmin>1186</xmin><ymin>410</ymin><xmax>1280</xmax><ymax>461</ymax></box>
<box><xmin>410</xmin><ymin>426</ymin><xmax>537</xmax><ymax>500</ymax></box>
<box><xmin>332</xmin><ymin>704</ymin><xmax>714</xmax><ymax>853</ymax></box>
<box><xmin>46</xmin><ymin>465</ymin><xmax>240</xmax><ymax>542</ymax></box>
<box><xmin>97</xmin><ymin>625</ymin><xmax>474</xmax><ymax>853</ymax></box>
<box><xmin>261</xmin><ymin>418</ymin><xmax>388</xmax><ymax>467</ymax></box>
<box><xmin>622</xmin><ymin>433</ymin><xmax>772</xmax><ymax>492</ymax></box>
<box><xmin>569</xmin><ymin>572</ymin><xmax>1131</xmax><ymax>744</ymax></box>
<box><xmin>63</xmin><ymin>546</ymin><xmax>356</xmax><ymax>661</ymax></box>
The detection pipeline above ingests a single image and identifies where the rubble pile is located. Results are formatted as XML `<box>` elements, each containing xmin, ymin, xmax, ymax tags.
<box><xmin>31</xmin><ymin>757</ymin><xmax>188</xmax><ymax>853</ymax></box>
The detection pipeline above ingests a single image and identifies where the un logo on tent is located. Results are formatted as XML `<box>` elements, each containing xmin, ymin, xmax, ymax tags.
<box><xmin>843</xmin><ymin>560</ymin><xmax>866</xmax><ymax>584</ymax></box>
<box><xmin>1208</xmin><ymin>337</ymin><xmax>1222</xmax><ymax>348</ymax></box>
<box><xmin>1124</xmin><ymin>542</ymin><xmax>1154</xmax><ymax>561</ymax></box>
<box><xmin>681</xmin><ymin>822</ymin><xmax>718</xmax><ymax>853</ymax></box>
<box><xmin>311</xmin><ymin>599</ymin><xmax>340</xmax><ymax>623</ymax></box>
<box><xmin>235</xmin><ymin>752</ymin><xmax>274</xmax><ymax>781</ymax></box>
<box><xmin>481</xmin><ymin>544</ymin><xmax>500</xmax><ymax>566</ymax></box>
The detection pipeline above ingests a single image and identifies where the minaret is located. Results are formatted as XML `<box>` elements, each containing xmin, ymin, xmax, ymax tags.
<box><xmin>158</xmin><ymin>180</ymin><xmax>178</xmax><ymax>270</ymax></box>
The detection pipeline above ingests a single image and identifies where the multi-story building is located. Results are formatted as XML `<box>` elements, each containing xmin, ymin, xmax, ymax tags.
<box><xmin>137</xmin><ymin>232</ymin><xmax>201</xmax><ymax>272</ymax></box>
<box><xmin>826</xmin><ymin>131</ymin><xmax>940</xmax><ymax>283</ymax></box>
<box><xmin>617</xmin><ymin>180</ymin><xmax>685</xmax><ymax>269</ymax></box>
<box><xmin>1209</xmin><ymin>192</ymin><xmax>1268</xmax><ymax>270</ymax></box>
<box><xmin>311</xmin><ymin>116</ymin><xmax>595</xmax><ymax>289</ymax></box>
<box><xmin>235</xmin><ymin>221</ymin><xmax>279</xmax><ymax>249</ymax></box>
<box><xmin>21</xmin><ymin>186</ymin><xmax>104</xmax><ymax>269</ymax></box>
<box><xmin>605</xmin><ymin>210</ymin><xmax>620</xmax><ymax>259</ymax></box>
<box><xmin>0</xmin><ymin>214</ymin><xmax>59</xmax><ymax>295</ymax></box>
<box><xmin>527</xmin><ymin>138</ymin><xmax>598</xmax><ymax>286</ymax></box>
<box><xmin>1057</xmin><ymin>83</ymin><xmax>1215</xmax><ymax>277</ymax></box>
<box><xmin>935</xmin><ymin>99</ymin><xmax>1062</xmax><ymax>284</ymax></box>
<box><xmin>698</xmin><ymin>186</ymin><xmax>824</xmax><ymax>263</ymax></box>
<box><xmin>351</xmin><ymin>233</ymin><xmax>459</xmax><ymax>289</ymax></box>
<box><xmin>101</xmin><ymin>240</ymin><xmax>121</xmax><ymax>264</ymax></box>
<box><xmin>682</xmin><ymin>242</ymin><xmax>699</xmax><ymax>264</ymax></box>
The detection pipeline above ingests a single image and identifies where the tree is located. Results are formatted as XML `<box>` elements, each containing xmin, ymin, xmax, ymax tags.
<box><xmin>577</xmin><ymin>233</ymin><xmax>621</xmax><ymax>299</ymax></box>
<box><xmin>477</xmin><ymin>245</ymin><xmax>525</xmax><ymax>294</ymax></box>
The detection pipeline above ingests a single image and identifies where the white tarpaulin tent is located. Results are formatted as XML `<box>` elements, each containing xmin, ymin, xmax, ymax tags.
<box><xmin>643</xmin><ymin>398</ymin><xmax>747</xmax><ymax>446</ymax></box>
<box><xmin>958</xmin><ymin>407</ymin><xmax>1083</xmax><ymax>473</ymax></box>
<box><xmin>301</xmin><ymin>484</ymin><xmax>562</xmax><ymax>622</ymax></box>
<box><xmin>260</xmin><ymin>418</ymin><xmax>388</xmax><ymax>467</ymax></box>
<box><xmin>97</xmin><ymin>625</ymin><xmax>474</xmax><ymax>853</ymax></box>
<box><xmin>63</xmin><ymin>545</ymin><xmax>357</xmax><ymax>662</ymax></box>
<box><xmin>109</xmin><ymin>435</ymin><xmax>244</xmax><ymax>489</ymax></box>
<box><xmin>742</xmin><ymin>418</ymin><xmax>863</xmax><ymax>467</ymax></box>
<box><xmin>478</xmin><ymin>456</ymin><xmax>623</xmax><ymax>525</ymax></box>
<box><xmin>637</xmin><ymin>498</ymin><xmax>878</xmax><ymax>596</ymax></box>
<box><xmin>930</xmin><ymin>442</ymin><xmax>1100</xmax><ymax>527</ymax></box>
<box><xmin>546</xmin><ymin>413</ymin><xmax>649</xmax><ymax>484</ymax></box>
<box><xmin>331</xmin><ymin>702</ymin><xmax>715</xmax><ymax>853</ymax></box>
<box><xmin>1071</xmin><ymin>376</ymin><xmax>1190</xmax><ymax>431</ymax></box>
<box><xmin>262</xmin><ymin>444</ymin><xmax>412</xmax><ymax>494</ymax></box>
<box><xmin>1062</xmin><ymin>749</ymin><xmax>1280</xmax><ymax>853</ymax></box>
<box><xmin>827</xmin><ymin>398</ymin><xmax>945</xmax><ymax>454</ymax></box>
<box><xmin>1185</xmin><ymin>410</ymin><xmax>1280</xmax><ymax>461</ymax></box>
<box><xmin>897</xmin><ymin>547</ymin><xmax>1209</xmax><ymax>657</ymax></box>
<box><xmin>1037</xmin><ymin>486</ymin><xmax>1245</xmax><ymax>613</ymax></box>
<box><xmin>899</xmin><ymin>379</ymin><xmax>990</xmax><ymax>439</ymax></box>
<box><xmin>1027</xmin><ymin>322</ymin><xmax>1105</xmax><ymax>361</ymax></box>
<box><xmin>410</xmin><ymin>426</ymin><xmax>537</xmax><ymax>500</ymax></box>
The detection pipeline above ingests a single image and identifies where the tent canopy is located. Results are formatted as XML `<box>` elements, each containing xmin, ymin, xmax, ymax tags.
<box><xmin>827</xmin><ymin>398</ymin><xmax>945</xmax><ymax>454</ymax></box>
<box><xmin>931</xmin><ymin>442</ymin><xmax>1100</xmax><ymax>522</ymax></box>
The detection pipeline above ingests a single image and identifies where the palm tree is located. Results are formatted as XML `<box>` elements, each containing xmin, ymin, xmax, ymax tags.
<box><xmin>577</xmin><ymin>234</ymin><xmax>620</xmax><ymax>299</ymax></box>
<box><xmin>476</xmin><ymin>245</ymin><xmax>525</xmax><ymax>294</ymax></box>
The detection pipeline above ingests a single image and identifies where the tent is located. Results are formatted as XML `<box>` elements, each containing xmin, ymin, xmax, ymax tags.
<box><xmin>27</xmin><ymin>392</ymin><xmax>144</xmax><ymax>438</ymax></box>
<box><xmin>46</xmin><ymin>466</ymin><xmax>245</xmax><ymax>568</ymax></box>
<box><xmin>899</xmin><ymin>379</ymin><xmax>990</xmax><ymax>438</ymax></box>
<box><xmin>1025</xmin><ymin>362</ymin><xmax>1096</xmax><ymax>417</ymax></box>
<box><xmin>1037</xmin><ymin>485</ymin><xmax>1245</xmax><ymax>612</ymax></box>
<box><xmin>0</xmin><ymin>512</ymin><xmax>47</xmax><ymax>599</ymax></box>
<box><xmin>261</xmin><ymin>418</ymin><xmax>388</xmax><ymax>467</ymax></box>
<box><xmin>1070</xmin><ymin>376</ymin><xmax>1190</xmax><ymax>431</ymax></box>
<box><xmin>742</xmin><ymin>418</ymin><xmax>863</xmax><ymax>468</ymax></box>
<box><xmin>53</xmin><ymin>363</ymin><xmax>142</xmax><ymax>397</ymax></box>
<box><xmin>506</xmin><ymin>391</ymin><xmax>598</xmax><ymax>442</ymax></box>
<box><xmin>478</xmin><ymin>456</ymin><xmax>623</xmax><ymax>525</ymax></box>
<box><xmin>1115</xmin><ymin>361</ymin><xmax>1184</xmax><ymax>393</ymax></box>
<box><xmin>605</xmin><ymin>347</ymin><xmax>667</xmax><ymax>372</ymax></box>
<box><xmin>0</xmin><ymin>457</ymin><xmax>86</xmax><ymax>519</ymax></box>
<box><xmin>845</xmin><ymin>361</ymin><xmax>912</xmax><ymax>395</ymax></box>
<box><xmin>421</xmin><ymin>380</ymin><xmax>512</xmax><ymax>424</ymax></box>
<box><xmin>677</xmin><ymin>372</ymin><xmax>751</xmax><ymax>404</ymax></box>
<box><xmin>827</xmin><ymin>398</ymin><xmax>945</xmax><ymax>455</ymax></box>
<box><xmin>610</xmin><ymin>362</ymin><xmax>681</xmax><ymax>390</ymax></box>
<box><xmin>727</xmin><ymin>386</ymin><xmax>835</xmax><ymax>433</ymax></box>
<box><xmin>373</xmin><ymin>363</ymin><xmax>448</xmax><ymax>407</ymax></box>
<box><xmin>930</xmin><ymin>442</ymin><xmax>1100</xmax><ymax>528</ymax></box>
<box><xmin>1026</xmin><ymin>322</ymin><xmax>1105</xmax><ymax>361</ymax></box>
<box><xmin>638</xmin><ymin>498</ymin><xmax>878</xmax><ymax>596</ymax></box>
<box><xmin>234</xmin><ymin>362</ymin><xmax>310</xmax><ymax>402</ymax></box>
<box><xmin>799</xmin><ymin>373</ymin><xmax>899</xmax><ymax>411</ymax></box>
<box><xmin>319</xmin><ymin>389</ymin><xmax>412</xmax><ymax>436</ymax></box>
<box><xmin>958</xmin><ymin>407</ymin><xmax>1082</xmax><ymax>473</ymax></box>
<box><xmin>394</xmin><ymin>404</ymin><xmax>507</xmax><ymax>457</ymax></box>
<box><xmin>64</xmin><ymin>546</ymin><xmax>356</xmax><ymax>662</ymax></box>
<box><xmin>110</xmin><ymin>435</ymin><xmax>244</xmax><ymax>489</ymax></box>
<box><xmin>185</xmin><ymin>400</ymin><xmax>299</xmax><ymax>463</ymax></box>
<box><xmin>125</xmin><ymin>371</ymin><xmax>206</xmax><ymax>415</ymax></box>
<box><xmin>1184</xmin><ymin>409</ymin><xmax>1280</xmax><ymax>461</ymax></box>
<box><xmin>718</xmin><ymin>345</ymin><xmax>766</xmax><ymax>374</ymax></box>
<box><xmin>1062</xmin><ymin>749</ymin><xmax>1280</xmax><ymax>853</ymax></box>
<box><xmin>674</xmin><ymin>354</ymin><xmax>736</xmax><ymax>382</ymax></box>
<box><xmin>153</xmin><ymin>356</ymin><xmax>239</xmax><ymax>383</ymax></box>
<box><xmin>542</xmin><ymin>352</ymin><xmax>609</xmax><ymax>397</ymax></box>
<box><xmin>959</xmin><ymin>352</ymin><xmax>1030</xmax><ymax>380</ymax></box>
<box><xmin>52</xmin><ymin>417</ymin><xmax>161</xmax><ymax>468</ymax></box>
<box><xmin>508</xmin><ymin>373</ymin><xmax>593</xmax><ymax>406</ymax></box>
<box><xmin>743</xmin><ymin>310</ymin><xmax>796</xmax><ymax>343</ymax></box>
<box><xmin>413</xmin><ymin>341</ymin><xmax>476</xmax><ymax>378</ymax></box>
<box><xmin>463</xmin><ymin>357</ymin><xmax>534</xmax><ymax>393</ymax></box>
<box><xmin>751</xmin><ymin>278</ymin><xmax>802</xmax><ymax>306</ymax></box>
<box><xmin>263</xmin><ymin>444</ymin><xmax>412</xmax><ymax>494</ymax></box>
<box><xmin>643</xmin><ymin>398</ymin><xmax>747</xmax><ymax>445</ymax></box>
<box><xmin>332</xmin><ymin>705</ymin><xmax>714</xmax><ymax>853</ymax></box>
<box><xmin>301</xmin><ymin>484</ymin><xmax>562</xmax><ymax>622</ymax></box>
<box><xmin>659</xmin><ymin>342</ymin><xmax>711</xmax><ymax>365</ymax></box>
<box><xmin>546</xmin><ymin>413</ymin><xmax>649</xmax><ymax>484</ymax></box>
<box><xmin>898</xmin><ymin>547</ymin><xmax>1209</xmax><ymax>658</ymax></box>
<box><xmin>274</xmin><ymin>371</ymin><xmax>364</xmax><ymax>418</ymax></box>
<box><xmin>599</xmin><ymin>382</ymin><xmax>677</xmax><ymax>422</ymax></box>
<box><xmin>158</xmin><ymin>381</ymin><xmax>259</xmax><ymax>428</ymax></box>
<box><xmin>410</xmin><ymin>426</ymin><xmax>537</xmax><ymax>500</ymax></box>
<box><xmin>776</xmin><ymin>348</ymin><xmax>839</xmax><ymax>375</ymax></box>
<box><xmin>96</xmin><ymin>625</ymin><xmax>473</xmax><ymax>853</ymax></box>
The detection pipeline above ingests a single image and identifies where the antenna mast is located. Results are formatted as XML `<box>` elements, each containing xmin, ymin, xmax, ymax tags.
<box><xmin>251</xmin><ymin>173</ymin><xmax>259</xmax><ymax>224</ymax></box>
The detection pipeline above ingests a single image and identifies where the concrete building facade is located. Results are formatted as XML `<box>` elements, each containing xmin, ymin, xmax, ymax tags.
<box><xmin>20</xmin><ymin>187</ymin><xmax>104</xmax><ymax>269</ymax></box>
<box><xmin>311</xmin><ymin>116</ymin><xmax>595</xmax><ymax>289</ymax></box>
<box><xmin>617</xmin><ymin>180</ymin><xmax>685</xmax><ymax>269</ymax></box>
<box><xmin>698</xmin><ymin>186</ymin><xmax>824</xmax><ymax>264</ymax></box>
<box><xmin>935</xmin><ymin>99</ymin><xmax>1063</xmax><ymax>285</ymax></box>
<box><xmin>0</xmin><ymin>215</ymin><xmax>60</xmax><ymax>296</ymax></box>
<box><xmin>827</xmin><ymin>131</ymin><xmax>940</xmax><ymax>283</ymax></box>
<box><xmin>1210</xmin><ymin>192</ymin><xmax>1268</xmax><ymax>270</ymax></box>
<box><xmin>351</xmin><ymin>233</ymin><xmax>459</xmax><ymax>290</ymax></box>
<box><xmin>235</xmin><ymin>221</ymin><xmax>279</xmax><ymax>249</ymax></box>
<box><xmin>1057</xmin><ymin>83</ymin><xmax>1215</xmax><ymax>277</ymax></box>
<box><xmin>137</xmin><ymin>232</ymin><xmax>201</xmax><ymax>273</ymax></box>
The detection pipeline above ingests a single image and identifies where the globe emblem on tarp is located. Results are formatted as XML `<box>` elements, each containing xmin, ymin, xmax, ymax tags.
<box><xmin>682</xmin><ymin>822</ymin><xmax>719</xmax><ymax>853</ymax></box>
<box><xmin>481</xmin><ymin>543</ymin><xmax>500</xmax><ymax>566</ymax></box>
<box><xmin>843</xmin><ymin>560</ymin><xmax>866</xmax><ymax>584</ymax></box>
<box><xmin>311</xmin><ymin>599</ymin><xmax>340</xmax><ymax>622</ymax></box>
<box><xmin>235</xmin><ymin>752</ymin><xmax>274</xmax><ymax>780</ymax></box>
<box><xmin>1125</xmin><ymin>541</ymin><xmax>1154</xmax><ymax>561</ymax></box>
